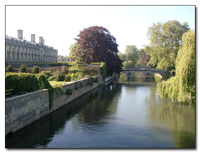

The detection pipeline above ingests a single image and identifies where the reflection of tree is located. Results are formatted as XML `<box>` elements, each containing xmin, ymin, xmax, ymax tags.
<box><xmin>5</xmin><ymin>85</ymin><xmax>104</xmax><ymax>148</ymax></box>
<box><xmin>156</xmin><ymin>102</ymin><xmax>195</xmax><ymax>148</ymax></box>
<box><xmin>77</xmin><ymin>84</ymin><xmax>121</xmax><ymax>129</ymax></box>
<box><xmin>132</xmin><ymin>72</ymin><xmax>146</xmax><ymax>82</ymax></box>
<box><xmin>146</xmin><ymin>85</ymin><xmax>195</xmax><ymax>148</ymax></box>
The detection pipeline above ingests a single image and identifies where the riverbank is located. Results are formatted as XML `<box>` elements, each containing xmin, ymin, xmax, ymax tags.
<box><xmin>5</xmin><ymin>73</ymin><xmax>119</xmax><ymax>135</ymax></box>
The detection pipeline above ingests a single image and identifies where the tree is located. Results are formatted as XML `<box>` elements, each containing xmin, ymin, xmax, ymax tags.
<box><xmin>124</xmin><ymin>45</ymin><xmax>139</xmax><ymax>65</ymax></box>
<box><xmin>19</xmin><ymin>64</ymin><xmax>27</xmax><ymax>73</ymax></box>
<box><xmin>69</xmin><ymin>43</ymin><xmax>86</xmax><ymax>65</ymax></box>
<box><xmin>147</xmin><ymin>20</ymin><xmax>190</xmax><ymax>70</ymax></box>
<box><xmin>74</xmin><ymin>26</ymin><xmax>122</xmax><ymax>74</ymax></box>
<box><xmin>157</xmin><ymin>31</ymin><xmax>195</xmax><ymax>103</ymax></box>
<box><xmin>32</xmin><ymin>66</ymin><xmax>40</xmax><ymax>74</ymax></box>
<box><xmin>138</xmin><ymin>50</ymin><xmax>149</xmax><ymax>66</ymax></box>
<box><xmin>118</xmin><ymin>52</ymin><xmax>126</xmax><ymax>62</ymax></box>
<box><xmin>6</xmin><ymin>65</ymin><xmax>13</xmax><ymax>72</ymax></box>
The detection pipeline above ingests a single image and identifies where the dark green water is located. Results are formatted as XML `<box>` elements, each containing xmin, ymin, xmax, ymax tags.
<box><xmin>5</xmin><ymin>80</ymin><xmax>195</xmax><ymax>148</ymax></box>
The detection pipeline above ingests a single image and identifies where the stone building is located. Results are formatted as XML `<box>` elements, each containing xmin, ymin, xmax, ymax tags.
<box><xmin>58</xmin><ymin>55</ymin><xmax>72</xmax><ymax>62</ymax></box>
<box><xmin>5</xmin><ymin>30</ymin><xmax>58</xmax><ymax>65</ymax></box>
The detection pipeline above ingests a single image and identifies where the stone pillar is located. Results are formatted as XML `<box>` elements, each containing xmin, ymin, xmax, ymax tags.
<box><xmin>29</xmin><ymin>49</ymin><xmax>32</xmax><ymax>63</ymax></box>
<box><xmin>14</xmin><ymin>46</ymin><xmax>18</xmax><ymax>63</ymax></box>
<box><xmin>19</xmin><ymin>47</ymin><xmax>22</xmax><ymax>63</ymax></box>
<box><xmin>6</xmin><ymin>45</ymin><xmax>10</xmax><ymax>63</ymax></box>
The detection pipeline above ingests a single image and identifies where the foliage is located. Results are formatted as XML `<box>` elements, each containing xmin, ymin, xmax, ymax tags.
<box><xmin>49</xmin><ymin>81</ymin><xmax>66</xmax><ymax>88</ymax></box>
<box><xmin>38</xmin><ymin>75</ymin><xmax>54</xmax><ymax>110</ymax></box>
<box><xmin>49</xmin><ymin>67</ymin><xmax>54</xmax><ymax>73</ymax></box>
<box><xmin>31</xmin><ymin>62</ymin><xmax>70</xmax><ymax>66</ymax></box>
<box><xmin>138</xmin><ymin>50</ymin><xmax>149</xmax><ymax>66</ymax></box>
<box><xmin>74</xmin><ymin>83</ymin><xmax>79</xmax><ymax>90</ymax></box>
<box><xmin>87</xmin><ymin>78</ymin><xmax>93</xmax><ymax>86</ymax></box>
<box><xmin>100</xmin><ymin>62</ymin><xmax>106</xmax><ymax>79</ymax></box>
<box><xmin>57</xmin><ymin>74</ymin><xmax>66</xmax><ymax>81</ymax></box>
<box><xmin>61</xmin><ymin>66</ymin><xmax>68</xmax><ymax>74</ymax></box>
<box><xmin>40</xmin><ymin>71</ymin><xmax>52</xmax><ymax>79</ymax></box>
<box><xmin>48</xmin><ymin>76</ymin><xmax>57</xmax><ymax>81</ymax></box>
<box><xmin>123</xmin><ymin>60</ymin><xmax>134</xmax><ymax>69</ymax></box>
<box><xmin>74</xmin><ymin>26</ymin><xmax>122</xmax><ymax>74</ymax></box>
<box><xmin>157</xmin><ymin>31</ymin><xmax>195</xmax><ymax>103</ymax></box>
<box><xmin>118</xmin><ymin>73</ymin><xmax>128</xmax><ymax>82</ymax></box>
<box><xmin>117</xmin><ymin>52</ymin><xmax>126</xmax><ymax>62</ymax></box>
<box><xmin>32</xmin><ymin>66</ymin><xmax>40</xmax><ymax>74</ymax></box>
<box><xmin>69</xmin><ymin>43</ymin><xmax>86</xmax><ymax>65</ymax></box>
<box><xmin>6</xmin><ymin>65</ymin><xmax>13</xmax><ymax>72</ymax></box>
<box><xmin>65</xmin><ymin>88</ymin><xmax>73</xmax><ymax>95</ymax></box>
<box><xmin>70</xmin><ymin>73</ymin><xmax>76</xmax><ymax>80</ymax></box>
<box><xmin>5</xmin><ymin>73</ymin><xmax>39</xmax><ymax>95</ymax></box>
<box><xmin>147</xmin><ymin>20</ymin><xmax>190</xmax><ymax>71</ymax></box>
<box><xmin>125</xmin><ymin>45</ymin><xmax>139</xmax><ymax>66</ymax></box>
<box><xmin>19</xmin><ymin>64</ymin><xmax>27</xmax><ymax>73</ymax></box>
<box><xmin>65</xmin><ymin>74</ymin><xmax>71</xmax><ymax>82</ymax></box>
<box><xmin>162</xmin><ymin>73</ymin><xmax>170</xmax><ymax>80</ymax></box>
<box><xmin>69</xmin><ymin>64</ymin><xmax>79</xmax><ymax>73</ymax></box>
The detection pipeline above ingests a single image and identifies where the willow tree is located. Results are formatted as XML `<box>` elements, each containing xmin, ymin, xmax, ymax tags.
<box><xmin>157</xmin><ymin>31</ymin><xmax>195</xmax><ymax>103</ymax></box>
<box><xmin>147</xmin><ymin>20</ymin><xmax>190</xmax><ymax>70</ymax></box>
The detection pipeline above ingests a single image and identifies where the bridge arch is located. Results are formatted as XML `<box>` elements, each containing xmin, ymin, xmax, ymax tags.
<box><xmin>121</xmin><ymin>67</ymin><xmax>169</xmax><ymax>81</ymax></box>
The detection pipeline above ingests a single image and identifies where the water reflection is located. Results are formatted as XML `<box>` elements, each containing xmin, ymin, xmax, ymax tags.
<box><xmin>145</xmin><ymin>84</ymin><xmax>196</xmax><ymax>148</ymax></box>
<box><xmin>6</xmin><ymin>85</ymin><xmax>106</xmax><ymax>148</ymax></box>
<box><xmin>5</xmin><ymin>81</ymin><xmax>195</xmax><ymax>148</ymax></box>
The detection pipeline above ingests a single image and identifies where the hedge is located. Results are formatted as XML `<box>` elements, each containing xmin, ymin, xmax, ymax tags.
<box><xmin>38</xmin><ymin>75</ymin><xmax>54</xmax><ymax>110</ymax></box>
<box><xmin>5</xmin><ymin>73</ymin><xmax>39</xmax><ymax>94</ymax></box>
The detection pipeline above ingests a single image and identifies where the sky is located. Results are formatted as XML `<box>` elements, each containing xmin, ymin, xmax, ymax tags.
<box><xmin>6</xmin><ymin>6</ymin><xmax>195</xmax><ymax>56</ymax></box>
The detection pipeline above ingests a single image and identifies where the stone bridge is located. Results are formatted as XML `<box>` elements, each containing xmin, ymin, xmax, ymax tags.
<box><xmin>122</xmin><ymin>66</ymin><xmax>169</xmax><ymax>80</ymax></box>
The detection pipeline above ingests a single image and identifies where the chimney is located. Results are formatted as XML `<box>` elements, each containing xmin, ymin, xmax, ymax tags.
<box><xmin>18</xmin><ymin>30</ymin><xmax>23</xmax><ymax>39</ymax></box>
<box><xmin>31</xmin><ymin>34</ymin><xmax>35</xmax><ymax>42</ymax></box>
<box><xmin>39</xmin><ymin>36</ymin><xmax>43</xmax><ymax>45</ymax></box>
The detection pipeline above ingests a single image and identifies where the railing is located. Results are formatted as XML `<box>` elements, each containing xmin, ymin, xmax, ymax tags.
<box><xmin>122</xmin><ymin>68</ymin><xmax>168</xmax><ymax>73</ymax></box>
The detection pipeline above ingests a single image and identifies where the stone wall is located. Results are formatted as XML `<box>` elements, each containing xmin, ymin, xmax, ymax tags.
<box><xmin>52</xmin><ymin>75</ymin><xmax>104</xmax><ymax>112</ymax></box>
<box><xmin>5</xmin><ymin>74</ymin><xmax>118</xmax><ymax>135</ymax></box>
<box><xmin>5</xmin><ymin>89</ymin><xmax>49</xmax><ymax>135</ymax></box>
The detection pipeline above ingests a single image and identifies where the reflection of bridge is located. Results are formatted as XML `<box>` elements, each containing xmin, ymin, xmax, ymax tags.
<box><xmin>122</xmin><ymin>66</ymin><xmax>169</xmax><ymax>80</ymax></box>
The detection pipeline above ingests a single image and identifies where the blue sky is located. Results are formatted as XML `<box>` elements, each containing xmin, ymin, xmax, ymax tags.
<box><xmin>6</xmin><ymin>6</ymin><xmax>195</xmax><ymax>56</ymax></box>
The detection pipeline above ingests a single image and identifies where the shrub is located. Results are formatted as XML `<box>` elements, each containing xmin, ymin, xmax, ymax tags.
<box><xmin>57</xmin><ymin>74</ymin><xmax>65</xmax><ymax>81</ymax></box>
<box><xmin>5</xmin><ymin>73</ymin><xmax>39</xmax><ymax>95</ymax></box>
<box><xmin>6</xmin><ymin>65</ymin><xmax>13</xmax><ymax>72</ymax></box>
<box><xmin>38</xmin><ymin>75</ymin><xmax>54</xmax><ymax>110</ymax></box>
<box><xmin>75</xmin><ymin>72</ymin><xmax>83</xmax><ymax>80</ymax></box>
<box><xmin>48</xmin><ymin>76</ymin><xmax>57</xmax><ymax>81</ymax></box>
<box><xmin>65</xmin><ymin>88</ymin><xmax>73</xmax><ymax>95</ymax></box>
<box><xmin>65</xmin><ymin>74</ymin><xmax>71</xmax><ymax>82</ymax></box>
<box><xmin>61</xmin><ymin>66</ymin><xmax>68</xmax><ymax>74</ymax></box>
<box><xmin>92</xmin><ymin>76</ymin><xmax>98</xmax><ymax>83</ymax></box>
<box><xmin>19</xmin><ymin>64</ymin><xmax>27</xmax><ymax>73</ymax></box>
<box><xmin>74</xmin><ymin>83</ymin><xmax>79</xmax><ymax>90</ymax></box>
<box><xmin>71</xmin><ymin>73</ymin><xmax>76</xmax><ymax>80</ymax></box>
<box><xmin>100</xmin><ymin>62</ymin><xmax>106</xmax><ymax>79</ymax></box>
<box><xmin>49</xmin><ymin>67</ymin><xmax>54</xmax><ymax>73</ymax></box>
<box><xmin>163</xmin><ymin>73</ymin><xmax>170</xmax><ymax>80</ymax></box>
<box><xmin>87</xmin><ymin>78</ymin><xmax>93</xmax><ymax>86</ymax></box>
<box><xmin>41</xmin><ymin>71</ymin><xmax>52</xmax><ymax>79</ymax></box>
<box><xmin>32</xmin><ymin>66</ymin><xmax>40</xmax><ymax>74</ymax></box>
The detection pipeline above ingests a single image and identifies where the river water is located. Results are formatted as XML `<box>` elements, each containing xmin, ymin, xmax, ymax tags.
<box><xmin>5</xmin><ymin>77</ymin><xmax>196</xmax><ymax>148</ymax></box>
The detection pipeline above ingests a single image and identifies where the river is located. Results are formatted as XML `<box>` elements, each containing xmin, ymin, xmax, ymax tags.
<box><xmin>5</xmin><ymin>75</ymin><xmax>196</xmax><ymax>148</ymax></box>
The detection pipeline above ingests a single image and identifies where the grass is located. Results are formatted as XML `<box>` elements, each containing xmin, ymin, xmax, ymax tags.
<box><xmin>49</xmin><ymin>81</ymin><xmax>68</xmax><ymax>88</ymax></box>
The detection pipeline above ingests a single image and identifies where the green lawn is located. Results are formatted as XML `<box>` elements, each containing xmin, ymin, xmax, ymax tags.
<box><xmin>49</xmin><ymin>81</ymin><xmax>68</xmax><ymax>88</ymax></box>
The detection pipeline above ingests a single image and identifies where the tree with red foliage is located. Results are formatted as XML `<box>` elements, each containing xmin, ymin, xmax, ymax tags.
<box><xmin>74</xmin><ymin>26</ymin><xmax>122</xmax><ymax>75</ymax></box>
<box><xmin>139</xmin><ymin>51</ymin><xmax>149</xmax><ymax>66</ymax></box>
